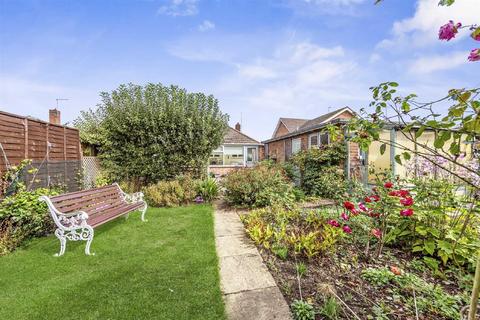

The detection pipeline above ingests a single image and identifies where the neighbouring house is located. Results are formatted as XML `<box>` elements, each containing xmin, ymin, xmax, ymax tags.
<box><xmin>208</xmin><ymin>123</ymin><xmax>264</xmax><ymax>177</ymax></box>
<box><xmin>262</xmin><ymin>107</ymin><xmax>363</xmax><ymax>179</ymax></box>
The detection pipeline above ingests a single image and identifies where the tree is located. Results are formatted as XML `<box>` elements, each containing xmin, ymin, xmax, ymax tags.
<box><xmin>75</xmin><ymin>83</ymin><xmax>229</xmax><ymax>187</ymax></box>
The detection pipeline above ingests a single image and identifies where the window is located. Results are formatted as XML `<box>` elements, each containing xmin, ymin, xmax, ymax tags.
<box><xmin>292</xmin><ymin>138</ymin><xmax>302</xmax><ymax>154</ymax></box>
<box><xmin>209</xmin><ymin>147</ymin><xmax>224</xmax><ymax>165</ymax></box>
<box><xmin>223</xmin><ymin>146</ymin><xmax>244</xmax><ymax>165</ymax></box>
<box><xmin>320</xmin><ymin>133</ymin><xmax>329</xmax><ymax>146</ymax></box>
<box><xmin>308</xmin><ymin>134</ymin><xmax>318</xmax><ymax>149</ymax></box>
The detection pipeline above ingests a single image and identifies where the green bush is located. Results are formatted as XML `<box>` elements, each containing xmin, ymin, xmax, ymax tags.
<box><xmin>291</xmin><ymin>142</ymin><xmax>348</xmax><ymax>200</ymax></box>
<box><xmin>222</xmin><ymin>163</ymin><xmax>295</xmax><ymax>208</ymax></box>
<box><xmin>291</xmin><ymin>300</ymin><xmax>315</xmax><ymax>320</ymax></box>
<box><xmin>0</xmin><ymin>186</ymin><xmax>60</xmax><ymax>255</ymax></box>
<box><xmin>143</xmin><ymin>176</ymin><xmax>198</xmax><ymax>207</ymax></box>
<box><xmin>196</xmin><ymin>177</ymin><xmax>219</xmax><ymax>203</ymax></box>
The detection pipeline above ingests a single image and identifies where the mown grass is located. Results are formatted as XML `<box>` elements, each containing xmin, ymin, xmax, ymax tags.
<box><xmin>0</xmin><ymin>205</ymin><xmax>225</xmax><ymax>320</ymax></box>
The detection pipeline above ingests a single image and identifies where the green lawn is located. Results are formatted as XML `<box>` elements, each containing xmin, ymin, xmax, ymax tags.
<box><xmin>0</xmin><ymin>205</ymin><xmax>225</xmax><ymax>320</ymax></box>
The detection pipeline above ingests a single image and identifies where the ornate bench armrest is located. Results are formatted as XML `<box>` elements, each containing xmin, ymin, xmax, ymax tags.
<box><xmin>57</xmin><ymin>211</ymin><xmax>89</xmax><ymax>227</ymax></box>
<box><xmin>124</xmin><ymin>192</ymin><xmax>144</xmax><ymax>204</ymax></box>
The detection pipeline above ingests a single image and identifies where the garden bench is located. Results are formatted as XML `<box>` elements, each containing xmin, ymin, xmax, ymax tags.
<box><xmin>39</xmin><ymin>183</ymin><xmax>147</xmax><ymax>256</ymax></box>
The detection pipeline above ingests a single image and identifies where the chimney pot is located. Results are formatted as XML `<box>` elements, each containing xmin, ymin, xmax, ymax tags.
<box><xmin>49</xmin><ymin>109</ymin><xmax>61</xmax><ymax>125</ymax></box>
<box><xmin>235</xmin><ymin>122</ymin><xmax>241</xmax><ymax>131</ymax></box>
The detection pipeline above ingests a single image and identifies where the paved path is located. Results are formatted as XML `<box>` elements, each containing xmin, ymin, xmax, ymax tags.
<box><xmin>214</xmin><ymin>205</ymin><xmax>292</xmax><ymax>320</ymax></box>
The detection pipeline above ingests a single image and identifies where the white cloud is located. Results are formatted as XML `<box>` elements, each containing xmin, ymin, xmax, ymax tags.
<box><xmin>157</xmin><ymin>0</ymin><xmax>199</xmax><ymax>17</ymax></box>
<box><xmin>378</xmin><ymin>0</ymin><xmax>478</xmax><ymax>49</ymax></box>
<box><xmin>198</xmin><ymin>20</ymin><xmax>215</xmax><ymax>32</ymax></box>
<box><xmin>237</xmin><ymin>64</ymin><xmax>277</xmax><ymax>79</ymax></box>
<box><xmin>408</xmin><ymin>51</ymin><xmax>469</xmax><ymax>74</ymax></box>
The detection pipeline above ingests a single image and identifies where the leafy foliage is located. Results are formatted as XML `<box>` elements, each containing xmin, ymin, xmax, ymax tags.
<box><xmin>290</xmin><ymin>142</ymin><xmax>347</xmax><ymax>200</ymax></box>
<box><xmin>291</xmin><ymin>299</ymin><xmax>315</xmax><ymax>320</ymax></box>
<box><xmin>143</xmin><ymin>176</ymin><xmax>198</xmax><ymax>207</ymax></box>
<box><xmin>196</xmin><ymin>177</ymin><xmax>219</xmax><ymax>203</ymax></box>
<box><xmin>222</xmin><ymin>163</ymin><xmax>295</xmax><ymax>208</ymax></box>
<box><xmin>75</xmin><ymin>83</ymin><xmax>229</xmax><ymax>187</ymax></box>
<box><xmin>0</xmin><ymin>186</ymin><xmax>60</xmax><ymax>254</ymax></box>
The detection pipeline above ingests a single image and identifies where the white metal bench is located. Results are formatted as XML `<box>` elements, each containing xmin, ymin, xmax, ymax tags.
<box><xmin>39</xmin><ymin>183</ymin><xmax>147</xmax><ymax>256</ymax></box>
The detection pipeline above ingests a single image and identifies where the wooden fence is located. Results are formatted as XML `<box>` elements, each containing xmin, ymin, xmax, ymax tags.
<box><xmin>0</xmin><ymin>111</ymin><xmax>82</xmax><ymax>192</ymax></box>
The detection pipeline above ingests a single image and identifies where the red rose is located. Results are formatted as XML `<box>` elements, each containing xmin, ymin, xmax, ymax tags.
<box><xmin>384</xmin><ymin>182</ymin><xmax>393</xmax><ymax>189</ymax></box>
<box><xmin>400</xmin><ymin>208</ymin><xmax>414</xmax><ymax>217</ymax></box>
<box><xmin>343</xmin><ymin>201</ymin><xmax>355</xmax><ymax>211</ymax></box>
<box><xmin>400</xmin><ymin>197</ymin><xmax>414</xmax><ymax>206</ymax></box>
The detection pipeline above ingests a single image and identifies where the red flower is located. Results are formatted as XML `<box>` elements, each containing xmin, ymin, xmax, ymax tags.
<box><xmin>371</xmin><ymin>195</ymin><xmax>380</xmax><ymax>202</ymax></box>
<box><xmin>343</xmin><ymin>201</ymin><xmax>355</xmax><ymax>211</ymax></box>
<box><xmin>397</xmin><ymin>189</ymin><xmax>410</xmax><ymax>198</ymax></box>
<box><xmin>371</xmin><ymin>228</ymin><xmax>382</xmax><ymax>239</ymax></box>
<box><xmin>400</xmin><ymin>197</ymin><xmax>414</xmax><ymax>206</ymax></box>
<box><xmin>388</xmin><ymin>190</ymin><xmax>398</xmax><ymax>197</ymax></box>
<box><xmin>364</xmin><ymin>196</ymin><xmax>372</xmax><ymax>203</ymax></box>
<box><xmin>400</xmin><ymin>208</ymin><xmax>414</xmax><ymax>217</ymax></box>
<box><xmin>384</xmin><ymin>182</ymin><xmax>393</xmax><ymax>189</ymax></box>
<box><xmin>341</xmin><ymin>212</ymin><xmax>350</xmax><ymax>221</ymax></box>
<box><xmin>342</xmin><ymin>225</ymin><xmax>352</xmax><ymax>234</ymax></box>
<box><xmin>328</xmin><ymin>219</ymin><xmax>340</xmax><ymax>228</ymax></box>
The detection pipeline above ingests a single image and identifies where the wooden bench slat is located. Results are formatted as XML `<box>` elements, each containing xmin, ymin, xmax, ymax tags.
<box><xmin>52</xmin><ymin>186</ymin><xmax>122</xmax><ymax>208</ymax></box>
<box><xmin>50</xmin><ymin>184</ymin><xmax>117</xmax><ymax>202</ymax></box>
<box><xmin>54</xmin><ymin>189</ymin><xmax>123</xmax><ymax>213</ymax></box>
<box><xmin>84</xmin><ymin>200</ymin><xmax>128</xmax><ymax>218</ymax></box>
<box><xmin>89</xmin><ymin>203</ymin><xmax>143</xmax><ymax>228</ymax></box>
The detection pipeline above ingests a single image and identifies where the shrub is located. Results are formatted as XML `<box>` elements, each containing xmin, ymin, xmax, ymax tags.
<box><xmin>290</xmin><ymin>142</ymin><xmax>348</xmax><ymax>200</ymax></box>
<box><xmin>0</xmin><ymin>186</ymin><xmax>60</xmax><ymax>254</ymax></box>
<box><xmin>291</xmin><ymin>300</ymin><xmax>315</xmax><ymax>320</ymax></box>
<box><xmin>222</xmin><ymin>163</ymin><xmax>295</xmax><ymax>208</ymax></box>
<box><xmin>196</xmin><ymin>177</ymin><xmax>219</xmax><ymax>202</ymax></box>
<box><xmin>143</xmin><ymin>176</ymin><xmax>198</xmax><ymax>207</ymax></box>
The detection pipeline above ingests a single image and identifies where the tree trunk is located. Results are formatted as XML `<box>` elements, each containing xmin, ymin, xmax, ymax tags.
<box><xmin>468</xmin><ymin>254</ymin><xmax>480</xmax><ymax>320</ymax></box>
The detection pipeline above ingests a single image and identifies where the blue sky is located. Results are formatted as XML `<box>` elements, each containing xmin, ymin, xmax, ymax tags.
<box><xmin>0</xmin><ymin>0</ymin><xmax>478</xmax><ymax>140</ymax></box>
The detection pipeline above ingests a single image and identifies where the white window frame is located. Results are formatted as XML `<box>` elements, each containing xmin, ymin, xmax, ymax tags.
<box><xmin>292</xmin><ymin>138</ymin><xmax>302</xmax><ymax>154</ymax></box>
<box><xmin>308</xmin><ymin>133</ymin><xmax>319</xmax><ymax>149</ymax></box>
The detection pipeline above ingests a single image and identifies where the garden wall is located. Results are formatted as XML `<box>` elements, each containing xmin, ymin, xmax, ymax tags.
<box><xmin>0</xmin><ymin>110</ymin><xmax>82</xmax><ymax>192</ymax></box>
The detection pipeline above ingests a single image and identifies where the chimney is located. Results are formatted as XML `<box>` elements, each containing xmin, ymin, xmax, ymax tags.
<box><xmin>49</xmin><ymin>109</ymin><xmax>61</xmax><ymax>125</ymax></box>
<box><xmin>235</xmin><ymin>122</ymin><xmax>241</xmax><ymax>131</ymax></box>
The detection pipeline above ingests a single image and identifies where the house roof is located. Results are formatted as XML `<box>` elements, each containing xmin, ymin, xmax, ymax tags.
<box><xmin>224</xmin><ymin>127</ymin><xmax>262</xmax><ymax>145</ymax></box>
<box><xmin>263</xmin><ymin>107</ymin><xmax>355</xmax><ymax>143</ymax></box>
<box><xmin>279</xmin><ymin>118</ymin><xmax>308</xmax><ymax>132</ymax></box>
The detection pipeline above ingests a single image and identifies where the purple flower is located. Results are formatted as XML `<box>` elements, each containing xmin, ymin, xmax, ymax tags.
<box><xmin>471</xmin><ymin>27</ymin><xmax>480</xmax><ymax>41</ymax></box>
<box><xmin>342</xmin><ymin>225</ymin><xmax>352</xmax><ymax>234</ymax></box>
<box><xmin>194</xmin><ymin>196</ymin><xmax>204</xmax><ymax>204</ymax></box>
<box><xmin>468</xmin><ymin>49</ymin><xmax>480</xmax><ymax>62</ymax></box>
<box><xmin>438</xmin><ymin>21</ymin><xmax>461</xmax><ymax>41</ymax></box>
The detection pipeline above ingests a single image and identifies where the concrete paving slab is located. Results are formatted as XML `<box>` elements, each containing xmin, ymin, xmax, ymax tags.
<box><xmin>215</xmin><ymin>215</ymin><xmax>245</xmax><ymax>237</ymax></box>
<box><xmin>216</xmin><ymin>234</ymin><xmax>257</xmax><ymax>258</ymax></box>
<box><xmin>219</xmin><ymin>253</ymin><xmax>277</xmax><ymax>294</ymax></box>
<box><xmin>224</xmin><ymin>287</ymin><xmax>292</xmax><ymax>320</ymax></box>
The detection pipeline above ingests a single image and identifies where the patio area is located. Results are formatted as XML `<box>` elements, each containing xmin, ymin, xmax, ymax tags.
<box><xmin>0</xmin><ymin>206</ymin><xmax>226</xmax><ymax>320</ymax></box>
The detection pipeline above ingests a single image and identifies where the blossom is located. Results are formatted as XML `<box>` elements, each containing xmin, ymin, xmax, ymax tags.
<box><xmin>397</xmin><ymin>189</ymin><xmax>410</xmax><ymax>198</ymax></box>
<box><xmin>342</xmin><ymin>225</ymin><xmax>352</xmax><ymax>234</ymax></box>
<box><xmin>364</xmin><ymin>196</ymin><xmax>372</xmax><ymax>203</ymax></box>
<box><xmin>390</xmin><ymin>266</ymin><xmax>402</xmax><ymax>276</ymax></box>
<box><xmin>468</xmin><ymin>49</ymin><xmax>480</xmax><ymax>62</ymax></box>
<box><xmin>358</xmin><ymin>203</ymin><xmax>368</xmax><ymax>212</ymax></box>
<box><xmin>343</xmin><ymin>201</ymin><xmax>355</xmax><ymax>211</ymax></box>
<box><xmin>388</xmin><ymin>190</ymin><xmax>398</xmax><ymax>197</ymax></box>
<box><xmin>328</xmin><ymin>219</ymin><xmax>340</xmax><ymax>228</ymax></box>
<box><xmin>371</xmin><ymin>195</ymin><xmax>380</xmax><ymax>202</ymax></box>
<box><xmin>400</xmin><ymin>197</ymin><xmax>414</xmax><ymax>206</ymax></box>
<box><xmin>400</xmin><ymin>208</ymin><xmax>414</xmax><ymax>217</ymax></box>
<box><xmin>438</xmin><ymin>20</ymin><xmax>461</xmax><ymax>41</ymax></box>
<box><xmin>350</xmin><ymin>208</ymin><xmax>360</xmax><ymax>216</ymax></box>
<box><xmin>371</xmin><ymin>228</ymin><xmax>382</xmax><ymax>239</ymax></box>
<box><xmin>341</xmin><ymin>212</ymin><xmax>350</xmax><ymax>221</ymax></box>
<box><xmin>194</xmin><ymin>196</ymin><xmax>204</xmax><ymax>204</ymax></box>
<box><xmin>384</xmin><ymin>182</ymin><xmax>393</xmax><ymax>189</ymax></box>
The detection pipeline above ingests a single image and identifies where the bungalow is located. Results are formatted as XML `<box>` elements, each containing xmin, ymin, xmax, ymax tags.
<box><xmin>262</xmin><ymin>107</ymin><xmax>362</xmax><ymax>179</ymax></box>
<box><xmin>208</xmin><ymin>123</ymin><xmax>264</xmax><ymax>177</ymax></box>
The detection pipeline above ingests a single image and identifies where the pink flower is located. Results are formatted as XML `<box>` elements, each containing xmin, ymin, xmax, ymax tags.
<box><xmin>328</xmin><ymin>219</ymin><xmax>340</xmax><ymax>228</ymax></box>
<box><xmin>358</xmin><ymin>203</ymin><xmax>368</xmax><ymax>212</ymax></box>
<box><xmin>343</xmin><ymin>201</ymin><xmax>355</xmax><ymax>211</ymax></box>
<box><xmin>371</xmin><ymin>228</ymin><xmax>382</xmax><ymax>239</ymax></box>
<box><xmin>400</xmin><ymin>197</ymin><xmax>414</xmax><ymax>206</ymax></box>
<box><xmin>388</xmin><ymin>190</ymin><xmax>398</xmax><ymax>197</ymax></box>
<box><xmin>341</xmin><ymin>212</ymin><xmax>350</xmax><ymax>221</ymax></box>
<box><xmin>343</xmin><ymin>225</ymin><xmax>352</xmax><ymax>234</ymax></box>
<box><xmin>398</xmin><ymin>189</ymin><xmax>410</xmax><ymax>198</ymax></box>
<box><xmin>400</xmin><ymin>208</ymin><xmax>414</xmax><ymax>217</ymax></box>
<box><xmin>438</xmin><ymin>21</ymin><xmax>461</xmax><ymax>41</ymax></box>
<box><xmin>468</xmin><ymin>49</ymin><xmax>480</xmax><ymax>62</ymax></box>
<box><xmin>384</xmin><ymin>182</ymin><xmax>393</xmax><ymax>189</ymax></box>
